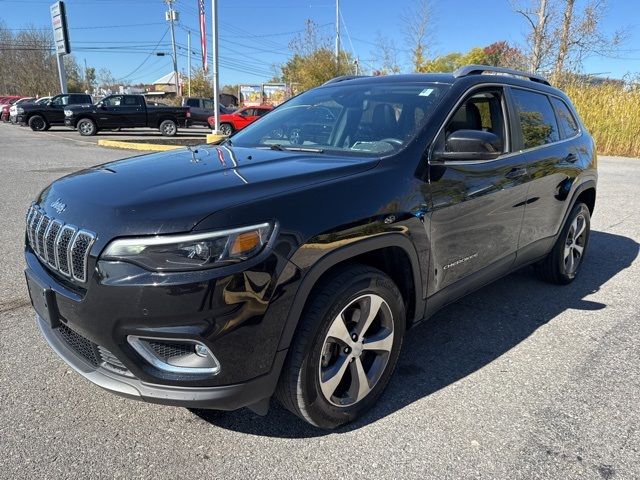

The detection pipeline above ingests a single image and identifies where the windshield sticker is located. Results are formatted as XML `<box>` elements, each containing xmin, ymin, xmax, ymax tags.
<box><xmin>419</xmin><ymin>88</ymin><xmax>434</xmax><ymax>97</ymax></box>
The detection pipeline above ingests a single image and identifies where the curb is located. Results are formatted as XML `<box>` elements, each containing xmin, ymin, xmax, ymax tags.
<box><xmin>97</xmin><ymin>139</ymin><xmax>182</xmax><ymax>152</ymax></box>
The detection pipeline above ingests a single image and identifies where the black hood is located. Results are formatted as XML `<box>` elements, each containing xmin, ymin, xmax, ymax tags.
<box><xmin>36</xmin><ymin>145</ymin><xmax>378</xmax><ymax>244</ymax></box>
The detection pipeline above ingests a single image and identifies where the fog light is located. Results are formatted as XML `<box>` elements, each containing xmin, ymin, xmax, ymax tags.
<box><xmin>127</xmin><ymin>335</ymin><xmax>220</xmax><ymax>375</ymax></box>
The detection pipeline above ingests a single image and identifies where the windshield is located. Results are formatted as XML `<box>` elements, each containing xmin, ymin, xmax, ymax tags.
<box><xmin>228</xmin><ymin>82</ymin><xmax>449</xmax><ymax>156</ymax></box>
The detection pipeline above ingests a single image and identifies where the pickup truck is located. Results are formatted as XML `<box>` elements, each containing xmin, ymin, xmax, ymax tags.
<box><xmin>64</xmin><ymin>94</ymin><xmax>190</xmax><ymax>136</ymax></box>
<box><xmin>16</xmin><ymin>93</ymin><xmax>93</xmax><ymax>131</ymax></box>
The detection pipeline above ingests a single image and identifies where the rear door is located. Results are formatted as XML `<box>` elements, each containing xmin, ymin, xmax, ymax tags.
<box><xmin>123</xmin><ymin>95</ymin><xmax>146</xmax><ymax>126</ymax></box>
<box><xmin>510</xmin><ymin>88</ymin><xmax>581</xmax><ymax>251</ymax></box>
<box><xmin>428</xmin><ymin>86</ymin><xmax>531</xmax><ymax>294</ymax></box>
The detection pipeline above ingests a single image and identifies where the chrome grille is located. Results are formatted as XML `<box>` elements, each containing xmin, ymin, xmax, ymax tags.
<box><xmin>25</xmin><ymin>204</ymin><xmax>96</xmax><ymax>283</ymax></box>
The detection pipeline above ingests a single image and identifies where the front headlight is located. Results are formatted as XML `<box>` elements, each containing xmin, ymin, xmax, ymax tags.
<box><xmin>101</xmin><ymin>223</ymin><xmax>273</xmax><ymax>271</ymax></box>
<box><xmin>17</xmin><ymin>107</ymin><xmax>24</xmax><ymax>114</ymax></box>
<box><xmin>64</xmin><ymin>109</ymin><xmax>73</xmax><ymax>116</ymax></box>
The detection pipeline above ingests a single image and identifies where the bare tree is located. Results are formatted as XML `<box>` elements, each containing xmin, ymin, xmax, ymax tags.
<box><xmin>372</xmin><ymin>33</ymin><xmax>401</xmax><ymax>75</ymax></box>
<box><xmin>510</xmin><ymin>0</ymin><xmax>555</xmax><ymax>72</ymax></box>
<box><xmin>553</xmin><ymin>0</ymin><xmax>626</xmax><ymax>81</ymax></box>
<box><xmin>400</xmin><ymin>0</ymin><xmax>434</xmax><ymax>71</ymax></box>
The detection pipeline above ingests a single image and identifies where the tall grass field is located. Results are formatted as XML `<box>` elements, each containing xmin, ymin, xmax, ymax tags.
<box><xmin>564</xmin><ymin>83</ymin><xmax>640</xmax><ymax>158</ymax></box>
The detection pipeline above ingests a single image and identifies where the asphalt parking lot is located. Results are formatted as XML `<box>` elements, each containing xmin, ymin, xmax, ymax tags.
<box><xmin>8</xmin><ymin>122</ymin><xmax>210</xmax><ymax>146</ymax></box>
<box><xmin>1</xmin><ymin>123</ymin><xmax>638</xmax><ymax>479</ymax></box>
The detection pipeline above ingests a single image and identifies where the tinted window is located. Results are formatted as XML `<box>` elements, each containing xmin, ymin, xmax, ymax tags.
<box><xmin>229</xmin><ymin>82</ymin><xmax>449</xmax><ymax>156</ymax></box>
<box><xmin>512</xmin><ymin>89</ymin><xmax>559</xmax><ymax>149</ymax></box>
<box><xmin>551</xmin><ymin>97</ymin><xmax>580</xmax><ymax>138</ymax></box>
<box><xmin>50</xmin><ymin>95</ymin><xmax>69</xmax><ymax>106</ymax></box>
<box><xmin>123</xmin><ymin>96</ymin><xmax>139</xmax><ymax>106</ymax></box>
<box><xmin>186</xmin><ymin>98</ymin><xmax>200</xmax><ymax>108</ymax></box>
<box><xmin>256</xmin><ymin>108</ymin><xmax>270</xmax><ymax>116</ymax></box>
<box><xmin>103</xmin><ymin>96</ymin><xmax>123</xmax><ymax>107</ymax></box>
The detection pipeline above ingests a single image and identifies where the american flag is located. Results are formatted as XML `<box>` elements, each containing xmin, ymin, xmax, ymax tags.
<box><xmin>198</xmin><ymin>0</ymin><xmax>207</xmax><ymax>72</ymax></box>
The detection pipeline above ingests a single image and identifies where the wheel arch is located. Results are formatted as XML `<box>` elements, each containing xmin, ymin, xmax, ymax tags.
<box><xmin>276</xmin><ymin>233</ymin><xmax>424</xmax><ymax>352</ymax></box>
<box><xmin>156</xmin><ymin>116</ymin><xmax>178</xmax><ymax>127</ymax></box>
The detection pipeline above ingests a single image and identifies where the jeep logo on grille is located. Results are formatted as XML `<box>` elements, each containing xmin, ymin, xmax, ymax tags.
<box><xmin>50</xmin><ymin>198</ymin><xmax>67</xmax><ymax>214</ymax></box>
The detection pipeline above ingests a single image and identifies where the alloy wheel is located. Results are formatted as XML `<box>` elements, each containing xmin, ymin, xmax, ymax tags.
<box><xmin>318</xmin><ymin>294</ymin><xmax>394</xmax><ymax>407</ymax></box>
<box><xmin>564</xmin><ymin>213</ymin><xmax>587</xmax><ymax>274</ymax></box>
<box><xmin>79</xmin><ymin>120</ymin><xmax>94</xmax><ymax>135</ymax></box>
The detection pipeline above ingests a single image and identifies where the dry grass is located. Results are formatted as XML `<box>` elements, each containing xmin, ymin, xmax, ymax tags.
<box><xmin>564</xmin><ymin>82</ymin><xmax>640</xmax><ymax>158</ymax></box>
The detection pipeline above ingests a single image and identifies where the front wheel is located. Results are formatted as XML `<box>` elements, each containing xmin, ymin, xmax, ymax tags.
<box><xmin>276</xmin><ymin>265</ymin><xmax>405</xmax><ymax>429</ymax></box>
<box><xmin>77</xmin><ymin>118</ymin><xmax>97</xmax><ymax>136</ymax></box>
<box><xmin>28</xmin><ymin>115</ymin><xmax>48</xmax><ymax>132</ymax></box>
<box><xmin>219</xmin><ymin>123</ymin><xmax>233</xmax><ymax>136</ymax></box>
<box><xmin>159</xmin><ymin>119</ymin><xmax>177</xmax><ymax>137</ymax></box>
<box><xmin>535</xmin><ymin>202</ymin><xmax>591</xmax><ymax>284</ymax></box>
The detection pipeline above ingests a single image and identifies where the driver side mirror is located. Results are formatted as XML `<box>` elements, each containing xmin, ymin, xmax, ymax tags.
<box><xmin>432</xmin><ymin>129</ymin><xmax>502</xmax><ymax>162</ymax></box>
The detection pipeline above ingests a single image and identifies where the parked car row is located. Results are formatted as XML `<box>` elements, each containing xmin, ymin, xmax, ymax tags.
<box><xmin>3</xmin><ymin>92</ymin><xmax>273</xmax><ymax>137</ymax></box>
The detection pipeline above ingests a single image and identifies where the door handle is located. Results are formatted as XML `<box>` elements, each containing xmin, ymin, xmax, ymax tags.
<box><xmin>564</xmin><ymin>153</ymin><xmax>578</xmax><ymax>163</ymax></box>
<box><xmin>505</xmin><ymin>167</ymin><xmax>527</xmax><ymax>179</ymax></box>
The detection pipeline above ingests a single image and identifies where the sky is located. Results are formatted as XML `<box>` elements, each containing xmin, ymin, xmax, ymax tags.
<box><xmin>0</xmin><ymin>0</ymin><xmax>639</xmax><ymax>86</ymax></box>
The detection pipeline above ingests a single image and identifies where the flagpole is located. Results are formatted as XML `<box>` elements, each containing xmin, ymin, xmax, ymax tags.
<box><xmin>211</xmin><ymin>0</ymin><xmax>220</xmax><ymax>135</ymax></box>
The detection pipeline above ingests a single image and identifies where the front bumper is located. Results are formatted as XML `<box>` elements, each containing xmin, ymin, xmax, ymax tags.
<box><xmin>37</xmin><ymin>314</ymin><xmax>286</xmax><ymax>409</ymax></box>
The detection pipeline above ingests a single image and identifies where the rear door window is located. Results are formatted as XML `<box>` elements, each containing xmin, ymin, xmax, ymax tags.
<box><xmin>186</xmin><ymin>98</ymin><xmax>200</xmax><ymax>108</ymax></box>
<box><xmin>550</xmin><ymin>97</ymin><xmax>580</xmax><ymax>139</ymax></box>
<box><xmin>511</xmin><ymin>89</ymin><xmax>560</xmax><ymax>149</ymax></box>
<box><xmin>203</xmin><ymin>99</ymin><xmax>214</xmax><ymax>110</ymax></box>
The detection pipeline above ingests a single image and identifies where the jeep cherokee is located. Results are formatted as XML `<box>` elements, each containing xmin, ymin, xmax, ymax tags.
<box><xmin>24</xmin><ymin>65</ymin><xmax>597</xmax><ymax>429</ymax></box>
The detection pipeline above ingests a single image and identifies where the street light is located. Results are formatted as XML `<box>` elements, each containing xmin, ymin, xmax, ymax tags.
<box><xmin>156</xmin><ymin>52</ymin><xmax>179</xmax><ymax>96</ymax></box>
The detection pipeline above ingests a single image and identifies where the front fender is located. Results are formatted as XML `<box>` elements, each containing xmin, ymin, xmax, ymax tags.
<box><xmin>276</xmin><ymin>231</ymin><xmax>425</xmax><ymax>351</ymax></box>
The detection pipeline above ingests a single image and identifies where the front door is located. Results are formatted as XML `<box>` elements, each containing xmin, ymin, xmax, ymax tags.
<box><xmin>428</xmin><ymin>87</ymin><xmax>531</xmax><ymax>295</ymax></box>
<box><xmin>46</xmin><ymin>94</ymin><xmax>69</xmax><ymax>124</ymax></box>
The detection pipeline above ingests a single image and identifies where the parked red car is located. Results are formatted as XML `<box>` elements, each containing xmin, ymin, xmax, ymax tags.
<box><xmin>207</xmin><ymin>105</ymin><xmax>273</xmax><ymax>135</ymax></box>
<box><xmin>0</xmin><ymin>96</ymin><xmax>25</xmax><ymax>122</ymax></box>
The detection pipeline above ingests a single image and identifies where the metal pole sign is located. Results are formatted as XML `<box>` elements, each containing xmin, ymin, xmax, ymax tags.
<box><xmin>50</xmin><ymin>1</ymin><xmax>70</xmax><ymax>93</ymax></box>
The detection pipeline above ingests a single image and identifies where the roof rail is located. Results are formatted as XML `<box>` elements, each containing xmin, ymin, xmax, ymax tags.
<box><xmin>453</xmin><ymin>65</ymin><xmax>551</xmax><ymax>86</ymax></box>
<box><xmin>322</xmin><ymin>75</ymin><xmax>368</xmax><ymax>86</ymax></box>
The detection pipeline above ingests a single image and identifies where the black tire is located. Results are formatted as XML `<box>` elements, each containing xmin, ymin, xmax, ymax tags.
<box><xmin>77</xmin><ymin>118</ymin><xmax>97</xmax><ymax>136</ymax></box>
<box><xmin>219</xmin><ymin>123</ymin><xmax>233</xmax><ymax>136</ymax></box>
<box><xmin>276</xmin><ymin>264</ymin><xmax>405</xmax><ymax>429</ymax></box>
<box><xmin>535</xmin><ymin>202</ymin><xmax>591</xmax><ymax>285</ymax></box>
<box><xmin>28</xmin><ymin>115</ymin><xmax>47</xmax><ymax>132</ymax></box>
<box><xmin>159</xmin><ymin>119</ymin><xmax>178</xmax><ymax>137</ymax></box>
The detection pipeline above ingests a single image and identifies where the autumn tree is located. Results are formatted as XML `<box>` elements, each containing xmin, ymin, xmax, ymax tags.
<box><xmin>279</xmin><ymin>20</ymin><xmax>354</xmax><ymax>91</ymax></box>
<box><xmin>184</xmin><ymin>68</ymin><xmax>213</xmax><ymax>97</ymax></box>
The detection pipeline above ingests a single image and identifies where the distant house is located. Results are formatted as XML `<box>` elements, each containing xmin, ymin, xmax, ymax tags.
<box><xmin>152</xmin><ymin>72</ymin><xmax>181</xmax><ymax>95</ymax></box>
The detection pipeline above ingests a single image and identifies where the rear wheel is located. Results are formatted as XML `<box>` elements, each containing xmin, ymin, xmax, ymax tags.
<box><xmin>159</xmin><ymin>119</ymin><xmax>177</xmax><ymax>137</ymax></box>
<box><xmin>276</xmin><ymin>265</ymin><xmax>405</xmax><ymax>429</ymax></box>
<box><xmin>535</xmin><ymin>202</ymin><xmax>591</xmax><ymax>284</ymax></box>
<box><xmin>28</xmin><ymin>115</ymin><xmax>47</xmax><ymax>132</ymax></box>
<box><xmin>77</xmin><ymin>118</ymin><xmax>97</xmax><ymax>136</ymax></box>
<box><xmin>219</xmin><ymin>123</ymin><xmax>233</xmax><ymax>136</ymax></box>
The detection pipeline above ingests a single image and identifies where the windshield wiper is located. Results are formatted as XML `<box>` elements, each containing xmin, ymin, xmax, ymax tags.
<box><xmin>269</xmin><ymin>144</ymin><xmax>324</xmax><ymax>153</ymax></box>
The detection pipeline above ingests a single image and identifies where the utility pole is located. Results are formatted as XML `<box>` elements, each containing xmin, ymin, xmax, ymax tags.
<box><xmin>165</xmin><ymin>0</ymin><xmax>179</xmax><ymax>96</ymax></box>
<box><xmin>84</xmin><ymin>58</ymin><xmax>89</xmax><ymax>93</ymax></box>
<box><xmin>211</xmin><ymin>0</ymin><xmax>220</xmax><ymax>134</ymax></box>
<box><xmin>335</xmin><ymin>0</ymin><xmax>340</xmax><ymax>66</ymax></box>
<box><xmin>187</xmin><ymin>29</ymin><xmax>192</xmax><ymax>97</ymax></box>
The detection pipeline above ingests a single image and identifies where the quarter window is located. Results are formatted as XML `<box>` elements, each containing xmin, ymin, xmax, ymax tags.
<box><xmin>550</xmin><ymin>97</ymin><xmax>580</xmax><ymax>138</ymax></box>
<box><xmin>511</xmin><ymin>89</ymin><xmax>559</xmax><ymax>149</ymax></box>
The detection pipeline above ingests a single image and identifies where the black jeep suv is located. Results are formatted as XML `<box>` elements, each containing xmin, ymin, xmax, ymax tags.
<box><xmin>24</xmin><ymin>66</ymin><xmax>597</xmax><ymax>429</ymax></box>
